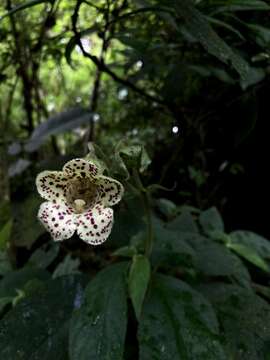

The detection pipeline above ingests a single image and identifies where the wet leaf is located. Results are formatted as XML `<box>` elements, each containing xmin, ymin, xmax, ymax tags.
<box><xmin>138</xmin><ymin>274</ymin><xmax>226</xmax><ymax>359</ymax></box>
<box><xmin>200</xmin><ymin>283</ymin><xmax>270</xmax><ymax>359</ymax></box>
<box><xmin>0</xmin><ymin>275</ymin><xmax>86</xmax><ymax>360</ymax></box>
<box><xmin>69</xmin><ymin>263</ymin><xmax>128</xmax><ymax>360</ymax></box>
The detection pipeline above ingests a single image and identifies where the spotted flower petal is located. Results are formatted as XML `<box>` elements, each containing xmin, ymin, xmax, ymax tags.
<box><xmin>36</xmin><ymin>171</ymin><xmax>68</xmax><ymax>201</ymax></box>
<box><xmin>96</xmin><ymin>175</ymin><xmax>124</xmax><ymax>206</ymax></box>
<box><xmin>37</xmin><ymin>157</ymin><xmax>124</xmax><ymax>246</ymax></box>
<box><xmin>38</xmin><ymin>201</ymin><xmax>76</xmax><ymax>241</ymax></box>
<box><xmin>76</xmin><ymin>205</ymin><xmax>113</xmax><ymax>245</ymax></box>
<box><xmin>63</xmin><ymin>158</ymin><xmax>99</xmax><ymax>178</ymax></box>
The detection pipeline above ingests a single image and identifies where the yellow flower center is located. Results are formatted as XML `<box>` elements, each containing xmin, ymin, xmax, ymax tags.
<box><xmin>66</xmin><ymin>178</ymin><xmax>98</xmax><ymax>213</ymax></box>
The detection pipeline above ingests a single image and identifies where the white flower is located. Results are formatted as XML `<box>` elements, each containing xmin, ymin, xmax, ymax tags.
<box><xmin>36</xmin><ymin>158</ymin><xmax>124</xmax><ymax>245</ymax></box>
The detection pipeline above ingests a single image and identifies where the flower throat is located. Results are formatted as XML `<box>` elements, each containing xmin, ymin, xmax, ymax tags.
<box><xmin>66</xmin><ymin>178</ymin><xmax>98</xmax><ymax>213</ymax></box>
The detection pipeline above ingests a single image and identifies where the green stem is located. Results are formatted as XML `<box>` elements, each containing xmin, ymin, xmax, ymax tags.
<box><xmin>133</xmin><ymin>169</ymin><xmax>153</xmax><ymax>257</ymax></box>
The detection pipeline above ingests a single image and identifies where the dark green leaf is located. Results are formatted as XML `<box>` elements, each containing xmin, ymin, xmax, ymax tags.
<box><xmin>0</xmin><ymin>267</ymin><xmax>50</xmax><ymax>299</ymax></box>
<box><xmin>152</xmin><ymin>223</ymin><xmax>196</xmax><ymax>268</ymax></box>
<box><xmin>27</xmin><ymin>242</ymin><xmax>60</xmax><ymax>270</ymax></box>
<box><xmin>199</xmin><ymin>207</ymin><xmax>224</xmax><ymax>233</ymax></box>
<box><xmin>52</xmin><ymin>254</ymin><xmax>80</xmax><ymax>278</ymax></box>
<box><xmin>205</xmin><ymin>15</ymin><xmax>245</xmax><ymax>40</ymax></box>
<box><xmin>168</xmin><ymin>0</ymin><xmax>250</xmax><ymax>80</ymax></box>
<box><xmin>246</xmin><ymin>23</ymin><xmax>270</xmax><ymax>47</ymax></box>
<box><xmin>190</xmin><ymin>238</ymin><xmax>251</xmax><ymax>287</ymax></box>
<box><xmin>210</xmin><ymin>0</ymin><xmax>270</xmax><ymax>14</ymax></box>
<box><xmin>138</xmin><ymin>274</ymin><xmax>226</xmax><ymax>359</ymax></box>
<box><xmin>69</xmin><ymin>263</ymin><xmax>128</xmax><ymax>360</ymax></box>
<box><xmin>200</xmin><ymin>283</ymin><xmax>270</xmax><ymax>359</ymax></box>
<box><xmin>129</xmin><ymin>255</ymin><xmax>151</xmax><ymax>320</ymax></box>
<box><xmin>240</xmin><ymin>67</ymin><xmax>265</xmax><ymax>90</ymax></box>
<box><xmin>156</xmin><ymin>198</ymin><xmax>177</xmax><ymax>219</ymax></box>
<box><xmin>166</xmin><ymin>210</ymin><xmax>199</xmax><ymax>233</ymax></box>
<box><xmin>0</xmin><ymin>275</ymin><xmax>86</xmax><ymax>360</ymax></box>
<box><xmin>118</xmin><ymin>144</ymin><xmax>151</xmax><ymax>173</ymax></box>
<box><xmin>112</xmin><ymin>245</ymin><xmax>137</xmax><ymax>258</ymax></box>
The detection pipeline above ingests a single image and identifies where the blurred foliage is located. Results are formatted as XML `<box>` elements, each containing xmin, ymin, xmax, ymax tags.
<box><xmin>1</xmin><ymin>0</ymin><xmax>270</xmax><ymax>359</ymax></box>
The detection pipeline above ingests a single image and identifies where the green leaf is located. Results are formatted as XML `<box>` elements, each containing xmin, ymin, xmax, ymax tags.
<box><xmin>25</xmin><ymin>108</ymin><xmax>93</xmax><ymax>152</ymax></box>
<box><xmin>52</xmin><ymin>254</ymin><xmax>80</xmax><ymax>278</ymax></box>
<box><xmin>0</xmin><ymin>275</ymin><xmax>86</xmax><ymax>360</ymax></box>
<box><xmin>189</xmin><ymin>238</ymin><xmax>251</xmax><ymax>288</ymax></box>
<box><xmin>250</xmin><ymin>24</ymin><xmax>270</xmax><ymax>46</ymax></box>
<box><xmin>0</xmin><ymin>267</ymin><xmax>50</xmax><ymax>300</ymax></box>
<box><xmin>227</xmin><ymin>242</ymin><xmax>269</xmax><ymax>272</ymax></box>
<box><xmin>210</xmin><ymin>0</ymin><xmax>270</xmax><ymax>14</ymax></box>
<box><xmin>168</xmin><ymin>0</ymin><xmax>250</xmax><ymax>80</ymax></box>
<box><xmin>200</xmin><ymin>283</ymin><xmax>270</xmax><ymax>359</ymax></box>
<box><xmin>166</xmin><ymin>210</ymin><xmax>199</xmax><ymax>233</ymax></box>
<box><xmin>205</xmin><ymin>15</ymin><xmax>245</xmax><ymax>40</ymax></box>
<box><xmin>0</xmin><ymin>0</ymin><xmax>52</xmax><ymax>21</ymax></box>
<box><xmin>156</xmin><ymin>198</ymin><xmax>177</xmax><ymax>219</ymax></box>
<box><xmin>27</xmin><ymin>242</ymin><xmax>60</xmax><ymax>269</ymax></box>
<box><xmin>129</xmin><ymin>255</ymin><xmax>151</xmax><ymax>320</ymax></box>
<box><xmin>112</xmin><ymin>245</ymin><xmax>137</xmax><ymax>258</ymax></box>
<box><xmin>240</xmin><ymin>67</ymin><xmax>265</xmax><ymax>90</ymax></box>
<box><xmin>229</xmin><ymin>231</ymin><xmax>270</xmax><ymax>273</ymax></box>
<box><xmin>152</xmin><ymin>222</ymin><xmax>196</xmax><ymax>268</ymax></box>
<box><xmin>85</xmin><ymin>143</ymin><xmax>107</xmax><ymax>174</ymax></box>
<box><xmin>199</xmin><ymin>207</ymin><xmax>224</xmax><ymax>234</ymax></box>
<box><xmin>69</xmin><ymin>262</ymin><xmax>128</xmax><ymax>360</ymax></box>
<box><xmin>0</xmin><ymin>220</ymin><xmax>12</xmax><ymax>250</ymax></box>
<box><xmin>230</xmin><ymin>230</ymin><xmax>270</xmax><ymax>260</ymax></box>
<box><xmin>118</xmin><ymin>144</ymin><xmax>151</xmax><ymax>174</ymax></box>
<box><xmin>138</xmin><ymin>274</ymin><xmax>226</xmax><ymax>359</ymax></box>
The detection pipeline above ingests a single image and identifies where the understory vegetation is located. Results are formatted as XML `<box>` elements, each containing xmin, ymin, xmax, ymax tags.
<box><xmin>1</xmin><ymin>0</ymin><xmax>270</xmax><ymax>359</ymax></box>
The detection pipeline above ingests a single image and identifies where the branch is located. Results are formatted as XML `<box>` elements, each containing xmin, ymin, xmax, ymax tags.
<box><xmin>71</xmin><ymin>0</ymin><xmax>167</xmax><ymax>107</ymax></box>
<box><xmin>107</xmin><ymin>6</ymin><xmax>173</xmax><ymax>28</ymax></box>
<box><xmin>6</xmin><ymin>0</ymin><xmax>35</xmax><ymax>134</ymax></box>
